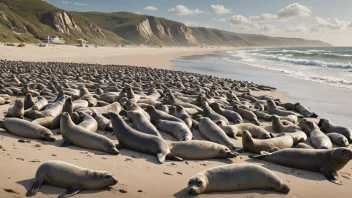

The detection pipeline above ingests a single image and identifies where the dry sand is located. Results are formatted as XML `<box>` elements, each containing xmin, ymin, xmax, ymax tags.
<box><xmin>0</xmin><ymin>45</ymin><xmax>351</xmax><ymax>198</ymax></box>
<box><xmin>0</xmin><ymin>45</ymin><xmax>230</xmax><ymax>69</ymax></box>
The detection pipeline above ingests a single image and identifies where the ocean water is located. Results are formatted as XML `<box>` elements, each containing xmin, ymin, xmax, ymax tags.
<box><xmin>226</xmin><ymin>47</ymin><xmax>352</xmax><ymax>89</ymax></box>
<box><xmin>172</xmin><ymin>48</ymin><xmax>352</xmax><ymax>128</ymax></box>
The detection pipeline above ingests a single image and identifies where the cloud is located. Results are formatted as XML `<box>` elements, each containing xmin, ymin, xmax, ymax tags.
<box><xmin>260</xmin><ymin>24</ymin><xmax>276</xmax><ymax>32</ymax></box>
<box><xmin>228</xmin><ymin>3</ymin><xmax>311</xmax><ymax>27</ymax></box>
<box><xmin>249</xmin><ymin>13</ymin><xmax>278</xmax><ymax>21</ymax></box>
<box><xmin>284</xmin><ymin>24</ymin><xmax>308</xmax><ymax>32</ymax></box>
<box><xmin>74</xmin><ymin>2</ymin><xmax>88</xmax><ymax>6</ymax></box>
<box><xmin>313</xmin><ymin>17</ymin><xmax>350</xmax><ymax>30</ymax></box>
<box><xmin>277</xmin><ymin>3</ymin><xmax>311</xmax><ymax>19</ymax></box>
<box><xmin>219</xmin><ymin>18</ymin><xmax>227</xmax><ymax>22</ymax></box>
<box><xmin>229</xmin><ymin>15</ymin><xmax>259</xmax><ymax>28</ymax></box>
<box><xmin>144</xmin><ymin>6</ymin><xmax>157</xmax><ymax>11</ymax></box>
<box><xmin>61</xmin><ymin>1</ymin><xmax>71</xmax><ymax>4</ymax></box>
<box><xmin>210</xmin><ymin>5</ymin><xmax>230</xmax><ymax>15</ymax></box>
<box><xmin>168</xmin><ymin>5</ymin><xmax>204</xmax><ymax>16</ymax></box>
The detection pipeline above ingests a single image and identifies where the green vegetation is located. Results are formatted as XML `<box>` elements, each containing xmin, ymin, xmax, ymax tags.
<box><xmin>0</xmin><ymin>0</ymin><xmax>331</xmax><ymax>47</ymax></box>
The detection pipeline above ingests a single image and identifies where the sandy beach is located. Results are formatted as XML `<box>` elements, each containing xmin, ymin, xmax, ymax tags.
<box><xmin>0</xmin><ymin>45</ymin><xmax>351</xmax><ymax>198</ymax></box>
<box><xmin>0</xmin><ymin>45</ymin><xmax>230</xmax><ymax>69</ymax></box>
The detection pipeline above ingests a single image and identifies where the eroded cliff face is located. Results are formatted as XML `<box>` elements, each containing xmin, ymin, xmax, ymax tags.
<box><xmin>128</xmin><ymin>17</ymin><xmax>198</xmax><ymax>45</ymax></box>
<box><xmin>136</xmin><ymin>19</ymin><xmax>153</xmax><ymax>38</ymax></box>
<box><xmin>85</xmin><ymin>20</ymin><xmax>105</xmax><ymax>38</ymax></box>
<box><xmin>41</xmin><ymin>11</ymin><xmax>81</xmax><ymax>34</ymax></box>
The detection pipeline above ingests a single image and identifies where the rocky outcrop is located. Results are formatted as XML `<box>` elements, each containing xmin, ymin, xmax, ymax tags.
<box><xmin>85</xmin><ymin>20</ymin><xmax>105</xmax><ymax>38</ymax></box>
<box><xmin>41</xmin><ymin>10</ymin><xmax>81</xmax><ymax>34</ymax></box>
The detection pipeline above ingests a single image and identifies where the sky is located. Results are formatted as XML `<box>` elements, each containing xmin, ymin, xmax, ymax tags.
<box><xmin>45</xmin><ymin>0</ymin><xmax>352</xmax><ymax>46</ymax></box>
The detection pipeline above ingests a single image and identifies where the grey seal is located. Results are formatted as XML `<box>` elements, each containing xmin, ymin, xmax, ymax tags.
<box><xmin>26</xmin><ymin>160</ymin><xmax>118</xmax><ymax>197</ymax></box>
<box><xmin>188</xmin><ymin>164</ymin><xmax>290</xmax><ymax>195</ymax></box>
<box><xmin>250</xmin><ymin>148</ymin><xmax>352</xmax><ymax>184</ymax></box>
<box><xmin>156</xmin><ymin>120</ymin><xmax>193</xmax><ymax>141</ymax></box>
<box><xmin>60</xmin><ymin>112</ymin><xmax>119</xmax><ymax>155</ymax></box>
<box><xmin>109</xmin><ymin>112</ymin><xmax>183</xmax><ymax>163</ymax></box>
<box><xmin>169</xmin><ymin>140</ymin><xmax>238</xmax><ymax>160</ymax></box>
<box><xmin>0</xmin><ymin>118</ymin><xmax>55</xmax><ymax>142</ymax></box>
<box><xmin>242</xmin><ymin>130</ymin><xmax>293</xmax><ymax>154</ymax></box>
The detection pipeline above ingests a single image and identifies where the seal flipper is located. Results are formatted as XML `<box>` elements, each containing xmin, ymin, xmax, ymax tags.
<box><xmin>166</xmin><ymin>152</ymin><xmax>183</xmax><ymax>161</ymax></box>
<box><xmin>60</xmin><ymin>138</ymin><xmax>71</xmax><ymax>147</ymax></box>
<box><xmin>267</xmin><ymin>147</ymin><xmax>280</xmax><ymax>153</ymax></box>
<box><xmin>157</xmin><ymin>153</ymin><xmax>166</xmax><ymax>164</ymax></box>
<box><xmin>248</xmin><ymin>151</ymin><xmax>272</xmax><ymax>158</ymax></box>
<box><xmin>26</xmin><ymin>180</ymin><xmax>42</xmax><ymax>197</ymax></box>
<box><xmin>59</xmin><ymin>186</ymin><xmax>82</xmax><ymax>198</ymax></box>
<box><xmin>321</xmin><ymin>169</ymin><xmax>342</xmax><ymax>185</ymax></box>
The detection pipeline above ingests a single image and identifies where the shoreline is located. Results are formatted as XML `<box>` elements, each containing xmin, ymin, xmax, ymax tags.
<box><xmin>0</xmin><ymin>45</ymin><xmax>234</xmax><ymax>69</ymax></box>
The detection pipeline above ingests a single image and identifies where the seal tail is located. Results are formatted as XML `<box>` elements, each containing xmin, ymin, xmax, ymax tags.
<box><xmin>0</xmin><ymin>120</ymin><xmax>4</xmax><ymax>128</ymax></box>
<box><xmin>248</xmin><ymin>151</ymin><xmax>272</xmax><ymax>158</ymax></box>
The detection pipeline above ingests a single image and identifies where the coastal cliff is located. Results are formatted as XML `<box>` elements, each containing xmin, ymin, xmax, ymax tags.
<box><xmin>0</xmin><ymin>0</ymin><xmax>332</xmax><ymax>47</ymax></box>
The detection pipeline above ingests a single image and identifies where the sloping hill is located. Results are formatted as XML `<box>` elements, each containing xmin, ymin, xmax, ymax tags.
<box><xmin>0</xmin><ymin>0</ymin><xmax>331</xmax><ymax>47</ymax></box>
<box><xmin>0</xmin><ymin>0</ymin><xmax>129</xmax><ymax>44</ymax></box>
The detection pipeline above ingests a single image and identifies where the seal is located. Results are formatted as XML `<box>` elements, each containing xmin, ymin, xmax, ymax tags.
<box><xmin>156</xmin><ymin>120</ymin><xmax>193</xmax><ymax>141</ymax></box>
<box><xmin>78</xmin><ymin>102</ymin><xmax>122</xmax><ymax>116</ymax></box>
<box><xmin>26</xmin><ymin>160</ymin><xmax>118</xmax><ymax>197</ymax></box>
<box><xmin>171</xmin><ymin>105</ymin><xmax>193</xmax><ymax>129</ymax></box>
<box><xmin>60</xmin><ymin>112</ymin><xmax>119</xmax><ymax>155</ymax></box>
<box><xmin>187</xmin><ymin>164</ymin><xmax>290</xmax><ymax>195</ymax></box>
<box><xmin>233</xmin><ymin>105</ymin><xmax>260</xmax><ymax>125</ymax></box>
<box><xmin>0</xmin><ymin>96</ymin><xmax>10</xmax><ymax>105</ymax></box>
<box><xmin>228</xmin><ymin>123</ymin><xmax>272</xmax><ymax>139</ymax></box>
<box><xmin>0</xmin><ymin>118</ymin><xmax>55</xmax><ymax>142</ymax></box>
<box><xmin>145</xmin><ymin>105</ymin><xmax>183</xmax><ymax>124</ymax></box>
<box><xmin>77</xmin><ymin>112</ymin><xmax>98</xmax><ymax>132</ymax></box>
<box><xmin>294</xmin><ymin>102</ymin><xmax>318</xmax><ymax>118</ymax></box>
<box><xmin>72</xmin><ymin>100</ymin><xmax>89</xmax><ymax>112</ymax></box>
<box><xmin>125</xmin><ymin>100</ymin><xmax>150</xmax><ymax>121</ymax></box>
<box><xmin>31</xmin><ymin>96</ymin><xmax>48</xmax><ymax>111</ymax></box>
<box><xmin>294</xmin><ymin>143</ymin><xmax>314</xmax><ymax>149</ymax></box>
<box><xmin>326</xmin><ymin>133</ymin><xmax>349</xmax><ymax>147</ymax></box>
<box><xmin>249</xmin><ymin>148</ymin><xmax>352</xmax><ymax>184</ymax></box>
<box><xmin>50</xmin><ymin>97</ymin><xmax>73</xmax><ymax>129</ymax></box>
<box><xmin>242</xmin><ymin>130</ymin><xmax>294</xmax><ymax>154</ymax></box>
<box><xmin>7</xmin><ymin>100</ymin><xmax>24</xmax><ymax>118</ymax></box>
<box><xmin>169</xmin><ymin>140</ymin><xmax>238</xmax><ymax>160</ymax></box>
<box><xmin>127</xmin><ymin>111</ymin><xmax>161</xmax><ymax>137</ymax></box>
<box><xmin>92</xmin><ymin>113</ymin><xmax>113</xmax><ymax>132</ymax></box>
<box><xmin>202</xmin><ymin>102</ymin><xmax>229</xmax><ymax>125</ymax></box>
<box><xmin>253</xmin><ymin>110</ymin><xmax>272</xmax><ymax>121</ymax></box>
<box><xmin>109</xmin><ymin>112</ymin><xmax>183</xmax><ymax>164</ymax></box>
<box><xmin>210</xmin><ymin>103</ymin><xmax>243</xmax><ymax>124</ymax></box>
<box><xmin>267</xmin><ymin>100</ymin><xmax>296</xmax><ymax>116</ymax></box>
<box><xmin>302</xmin><ymin>120</ymin><xmax>333</xmax><ymax>149</ymax></box>
<box><xmin>271</xmin><ymin>115</ymin><xmax>302</xmax><ymax>133</ymax></box>
<box><xmin>277</xmin><ymin>131</ymin><xmax>307</xmax><ymax>145</ymax></box>
<box><xmin>32</xmin><ymin>116</ymin><xmax>55</xmax><ymax>128</ymax></box>
<box><xmin>155</xmin><ymin>102</ymin><xmax>169</xmax><ymax>113</ymax></box>
<box><xmin>198</xmin><ymin>117</ymin><xmax>236</xmax><ymax>151</ymax></box>
<box><xmin>318</xmin><ymin>119</ymin><xmax>352</xmax><ymax>143</ymax></box>
<box><xmin>41</xmin><ymin>96</ymin><xmax>66</xmax><ymax>117</ymax></box>
<box><xmin>215</xmin><ymin>122</ymin><xmax>238</xmax><ymax>139</ymax></box>
<box><xmin>24</xmin><ymin>93</ymin><xmax>35</xmax><ymax>110</ymax></box>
